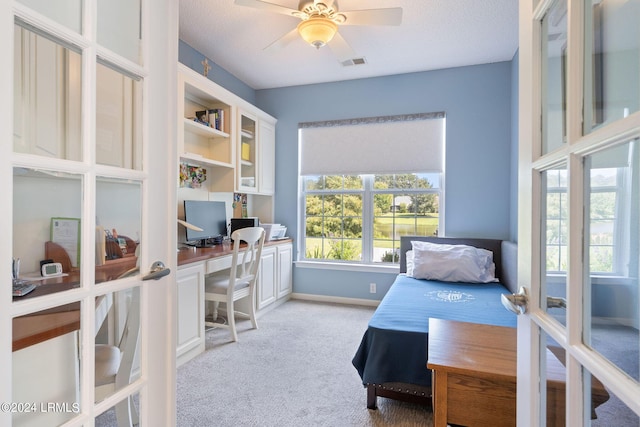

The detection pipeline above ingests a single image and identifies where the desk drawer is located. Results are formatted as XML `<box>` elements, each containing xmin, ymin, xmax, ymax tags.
<box><xmin>205</xmin><ymin>255</ymin><xmax>232</xmax><ymax>274</ymax></box>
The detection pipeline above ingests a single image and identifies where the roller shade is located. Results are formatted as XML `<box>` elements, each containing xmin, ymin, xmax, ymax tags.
<box><xmin>299</xmin><ymin>112</ymin><xmax>445</xmax><ymax>176</ymax></box>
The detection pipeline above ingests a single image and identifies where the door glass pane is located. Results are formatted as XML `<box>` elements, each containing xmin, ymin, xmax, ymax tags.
<box><xmin>97</xmin><ymin>0</ymin><xmax>141</xmax><ymax>64</ymax></box>
<box><xmin>14</xmin><ymin>23</ymin><xmax>82</xmax><ymax>161</ymax></box>
<box><xmin>584</xmin><ymin>366</ymin><xmax>638</xmax><ymax>425</ymax></box>
<box><xmin>13</xmin><ymin>304</ymin><xmax>82</xmax><ymax>426</ymax></box>
<box><xmin>16</xmin><ymin>0</ymin><xmax>82</xmax><ymax>33</ymax></box>
<box><xmin>96</xmin><ymin>392</ymin><xmax>139</xmax><ymax>427</ymax></box>
<box><xmin>583</xmin><ymin>141</ymin><xmax>639</xmax><ymax>381</ymax></box>
<box><xmin>96</xmin><ymin>178</ymin><xmax>141</xmax><ymax>283</ymax></box>
<box><xmin>95</xmin><ymin>288</ymin><xmax>141</xmax><ymax>404</ymax></box>
<box><xmin>542</xmin><ymin>166</ymin><xmax>569</xmax><ymax>325</ymax></box>
<box><xmin>543</xmin><ymin>332</ymin><xmax>567</xmax><ymax>425</ymax></box>
<box><xmin>96</xmin><ymin>62</ymin><xmax>142</xmax><ymax>170</ymax></box>
<box><xmin>541</xmin><ymin>0</ymin><xmax>568</xmax><ymax>155</ymax></box>
<box><xmin>584</xmin><ymin>0</ymin><xmax>640</xmax><ymax>133</ymax></box>
<box><xmin>13</xmin><ymin>168</ymin><xmax>83</xmax><ymax>299</ymax></box>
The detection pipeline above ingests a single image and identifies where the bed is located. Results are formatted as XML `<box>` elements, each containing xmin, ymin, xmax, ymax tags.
<box><xmin>352</xmin><ymin>236</ymin><xmax>519</xmax><ymax>409</ymax></box>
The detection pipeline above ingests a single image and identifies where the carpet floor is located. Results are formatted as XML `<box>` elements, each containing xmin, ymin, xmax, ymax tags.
<box><xmin>176</xmin><ymin>299</ymin><xmax>434</xmax><ymax>426</ymax></box>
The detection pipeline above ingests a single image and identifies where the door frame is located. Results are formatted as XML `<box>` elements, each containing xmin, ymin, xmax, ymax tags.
<box><xmin>0</xmin><ymin>0</ymin><xmax>178</xmax><ymax>425</ymax></box>
<box><xmin>518</xmin><ymin>0</ymin><xmax>640</xmax><ymax>425</ymax></box>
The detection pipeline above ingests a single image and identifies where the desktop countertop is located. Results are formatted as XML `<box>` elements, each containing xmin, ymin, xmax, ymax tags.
<box><xmin>177</xmin><ymin>238</ymin><xmax>292</xmax><ymax>266</ymax></box>
<box><xmin>13</xmin><ymin>239</ymin><xmax>292</xmax><ymax>352</ymax></box>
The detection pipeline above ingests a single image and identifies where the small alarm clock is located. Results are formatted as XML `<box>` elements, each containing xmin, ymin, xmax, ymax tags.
<box><xmin>41</xmin><ymin>262</ymin><xmax>63</xmax><ymax>277</ymax></box>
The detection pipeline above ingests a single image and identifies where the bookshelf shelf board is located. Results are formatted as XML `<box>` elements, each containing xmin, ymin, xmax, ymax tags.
<box><xmin>184</xmin><ymin>118</ymin><xmax>229</xmax><ymax>138</ymax></box>
<box><xmin>180</xmin><ymin>153</ymin><xmax>234</xmax><ymax>169</ymax></box>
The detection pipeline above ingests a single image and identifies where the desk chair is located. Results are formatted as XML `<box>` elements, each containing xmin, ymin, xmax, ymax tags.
<box><xmin>204</xmin><ymin>227</ymin><xmax>265</xmax><ymax>342</ymax></box>
<box><xmin>95</xmin><ymin>287</ymin><xmax>140</xmax><ymax>426</ymax></box>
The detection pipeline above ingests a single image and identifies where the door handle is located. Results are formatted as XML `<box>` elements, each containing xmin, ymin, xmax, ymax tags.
<box><xmin>547</xmin><ymin>296</ymin><xmax>567</xmax><ymax>309</ymax></box>
<box><xmin>501</xmin><ymin>286</ymin><xmax>529</xmax><ymax>315</ymax></box>
<box><xmin>142</xmin><ymin>261</ymin><xmax>170</xmax><ymax>281</ymax></box>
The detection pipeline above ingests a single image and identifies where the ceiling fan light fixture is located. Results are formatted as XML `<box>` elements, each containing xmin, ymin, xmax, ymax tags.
<box><xmin>297</xmin><ymin>17</ymin><xmax>337</xmax><ymax>49</ymax></box>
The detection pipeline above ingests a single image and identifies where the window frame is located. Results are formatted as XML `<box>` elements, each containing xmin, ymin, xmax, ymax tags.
<box><xmin>545</xmin><ymin>163</ymin><xmax>631</xmax><ymax>277</ymax></box>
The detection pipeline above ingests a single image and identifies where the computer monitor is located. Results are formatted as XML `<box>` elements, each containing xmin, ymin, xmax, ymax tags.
<box><xmin>183</xmin><ymin>200</ymin><xmax>227</xmax><ymax>247</ymax></box>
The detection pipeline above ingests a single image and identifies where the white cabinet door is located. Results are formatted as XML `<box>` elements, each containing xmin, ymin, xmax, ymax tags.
<box><xmin>276</xmin><ymin>243</ymin><xmax>292</xmax><ymax>299</ymax></box>
<box><xmin>176</xmin><ymin>263</ymin><xmax>205</xmax><ymax>366</ymax></box>
<box><xmin>258</xmin><ymin>120</ymin><xmax>275</xmax><ymax>195</ymax></box>
<box><xmin>257</xmin><ymin>247</ymin><xmax>277</xmax><ymax>310</ymax></box>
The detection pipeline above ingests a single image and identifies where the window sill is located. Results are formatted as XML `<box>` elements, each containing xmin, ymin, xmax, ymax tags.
<box><xmin>547</xmin><ymin>273</ymin><xmax>637</xmax><ymax>286</ymax></box>
<box><xmin>295</xmin><ymin>260</ymin><xmax>400</xmax><ymax>274</ymax></box>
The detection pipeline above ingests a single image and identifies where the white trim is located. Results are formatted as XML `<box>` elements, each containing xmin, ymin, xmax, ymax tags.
<box><xmin>291</xmin><ymin>292</ymin><xmax>380</xmax><ymax>307</ymax></box>
<box><xmin>294</xmin><ymin>260</ymin><xmax>399</xmax><ymax>274</ymax></box>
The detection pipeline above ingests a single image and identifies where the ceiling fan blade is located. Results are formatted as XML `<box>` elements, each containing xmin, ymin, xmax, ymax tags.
<box><xmin>264</xmin><ymin>28</ymin><xmax>300</xmax><ymax>52</ymax></box>
<box><xmin>315</xmin><ymin>0</ymin><xmax>335</xmax><ymax>8</ymax></box>
<box><xmin>340</xmin><ymin>7</ymin><xmax>403</xmax><ymax>26</ymax></box>
<box><xmin>327</xmin><ymin>32</ymin><xmax>357</xmax><ymax>63</ymax></box>
<box><xmin>234</xmin><ymin>0</ymin><xmax>300</xmax><ymax>17</ymax></box>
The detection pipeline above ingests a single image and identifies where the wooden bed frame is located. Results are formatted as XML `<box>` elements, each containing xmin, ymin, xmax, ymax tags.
<box><xmin>365</xmin><ymin>236</ymin><xmax>518</xmax><ymax>410</ymax></box>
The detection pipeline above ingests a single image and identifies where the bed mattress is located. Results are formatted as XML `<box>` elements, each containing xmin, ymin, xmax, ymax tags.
<box><xmin>352</xmin><ymin>274</ymin><xmax>517</xmax><ymax>388</ymax></box>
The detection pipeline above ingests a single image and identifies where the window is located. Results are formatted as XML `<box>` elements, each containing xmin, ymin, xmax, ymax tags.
<box><xmin>544</xmin><ymin>141</ymin><xmax>636</xmax><ymax>275</ymax></box>
<box><xmin>585</xmin><ymin>141</ymin><xmax>636</xmax><ymax>275</ymax></box>
<box><xmin>299</xmin><ymin>113</ymin><xmax>445</xmax><ymax>266</ymax></box>
<box><xmin>303</xmin><ymin>173</ymin><xmax>440</xmax><ymax>264</ymax></box>
<box><xmin>545</xmin><ymin>168</ymin><xmax>568</xmax><ymax>272</ymax></box>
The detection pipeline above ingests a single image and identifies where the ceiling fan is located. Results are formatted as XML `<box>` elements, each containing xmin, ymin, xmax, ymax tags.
<box><xmin>234</xmin><ymin>0</ymin><xmax>402</xmax><ymax>63</ymax></box>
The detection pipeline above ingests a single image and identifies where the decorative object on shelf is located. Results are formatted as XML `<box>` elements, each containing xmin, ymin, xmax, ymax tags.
<box><xmin>201</xmin><ymin>58</ymin><xmax>211</xmax><ymax>77</ymax></box>
<box><xmin>233</xmin><ymin>193</ymin><xmax>248</xmax><ymax>218</ymax></box>
<box><xmin>241</xmin><ymin>142</ymin><xmax>251</xmax><ymax>161</ymax></box>
<box><xmin>179</xmin><ymin>163</ymin><xmax>207</xmax><ymax>189</ymax></box>
<box><xmin>51</xmin><ymin>217</ymin><xmax>81</xmax><ymax>268</ymax></box>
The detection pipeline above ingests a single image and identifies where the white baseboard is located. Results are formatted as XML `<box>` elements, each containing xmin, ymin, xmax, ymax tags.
<box><xmin>291</xmin><ymin>293</ymin><xmax>380</xmax><ymax>307</ymax></box>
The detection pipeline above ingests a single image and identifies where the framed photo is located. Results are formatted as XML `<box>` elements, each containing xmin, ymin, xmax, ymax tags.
<box><xmin>51</xmin><ymin>217</ymin><xmax>81</xmax><ymax>268</ymax></box>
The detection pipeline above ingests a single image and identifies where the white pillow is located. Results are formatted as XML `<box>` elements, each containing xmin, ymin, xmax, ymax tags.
<box><xmin>409</xmin><ymin>241</ymin><xmax>498</xmax><ymax>283</ymax></box>
<box><xmin>405</xmin><ymin>250</ymin><xmax>415</xmax><ymax>276</ymax></box>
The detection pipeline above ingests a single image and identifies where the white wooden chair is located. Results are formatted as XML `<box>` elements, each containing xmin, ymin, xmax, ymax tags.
<box><xmin>95</xmin><ymin>287</ymin><xmax>140</xmax><ymax>426</ymax></box>
<box><xmin>204</xmin><ymin>227</ymin><xmax>265</xmax><ymax>342</ymax></box>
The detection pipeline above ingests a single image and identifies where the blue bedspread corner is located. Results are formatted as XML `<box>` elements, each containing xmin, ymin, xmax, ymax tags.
<box><xmin>352</xmin><ymin>274</ymin><xmax>517</xmax><ymax>387</ymax></box>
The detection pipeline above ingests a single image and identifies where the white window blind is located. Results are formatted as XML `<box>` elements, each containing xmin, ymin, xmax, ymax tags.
<box><xmin>299</xmin><ymin>112</ymin><xmax>445</xmax><ymax>176</ymax></box>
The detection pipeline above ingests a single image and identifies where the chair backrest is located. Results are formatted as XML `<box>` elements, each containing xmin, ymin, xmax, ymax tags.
<box><xmin>229</xmin><ymin>227</ymin><xmax>265</xmax><ymax>286</ymax></box>
<box><xmin>115</xmin><ymin>286</ymin><xmax>141</xmax><ymax>388</ymax></box>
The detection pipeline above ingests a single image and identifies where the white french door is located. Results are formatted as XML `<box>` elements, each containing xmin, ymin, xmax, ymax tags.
<box><xmin>518</xmin><ymin>0</ymin><xmax>639</xmax><ymax>425</ymax></box>
<box><xmin>0</xmin><ymin>0</ymin><xmax>177</xmax><ymax>426</ymax></box>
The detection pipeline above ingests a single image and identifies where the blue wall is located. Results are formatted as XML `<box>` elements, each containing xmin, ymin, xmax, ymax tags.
<box><xmin>510</xmin><ymin>51</ymin><xmax>519</xmax><ymax>242</ymax></box>
<box><xmin>179</xmin><ymin>40</ymin><xmax>256</xmax><ymax>105</ymax></box>
<box><xmin>179</xmin><ymin>41</ymin><xmax>516</xmax><ymax>302</ymax></box>
<box><xmin>255</xmin><ymin>63</ymin><xmax>514</xmax><ymax>300</ymax></box>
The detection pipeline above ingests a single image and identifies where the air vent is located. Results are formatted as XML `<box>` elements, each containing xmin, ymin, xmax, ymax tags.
<box><xmin>341</xmin><ymin>57</ymin><xmax>367</xmax><ymax>67</ymax></box>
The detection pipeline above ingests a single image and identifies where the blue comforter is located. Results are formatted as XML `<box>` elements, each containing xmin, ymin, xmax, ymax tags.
<box><xmin>352</xmin><ymin>274</ymin><xmax>517</xmax><ymax>387</ymax></box>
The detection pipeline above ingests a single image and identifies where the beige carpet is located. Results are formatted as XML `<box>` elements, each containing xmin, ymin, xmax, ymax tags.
<box><xmin>176</xmin><ymin>299</ymin><xmax>434</xmax><ymax>426</ymax></box>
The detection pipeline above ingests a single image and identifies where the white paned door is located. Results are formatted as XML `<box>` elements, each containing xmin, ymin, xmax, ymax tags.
<box><xmin>518</xmin><ymin>0</ymin><xmax>640</xmax><ymax>425</ymax></box>
<box><xmin>1</xmin><ymin>0</ymin><xmax>177</xmax><ymax>426</ymax></box>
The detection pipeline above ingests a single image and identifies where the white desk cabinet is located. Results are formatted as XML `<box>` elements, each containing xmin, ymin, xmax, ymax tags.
<box><xmin>176</xmin><ymin>263</ymin><xmax>206</xmax><ymax>367</ymax></box>
<box><xmin>277</xmin><ymin>243</ymin><xmax>293</xmax><ymax>299</ymax></box>
<box><xmin>176</xmin><ymin>240</ymin><xmax>292</xmax><ymax>364</ymax></box>
<box><xmin>257</xmin><ymin>246</ymin><xmax>277</xmax><ymax>310</ymax></box>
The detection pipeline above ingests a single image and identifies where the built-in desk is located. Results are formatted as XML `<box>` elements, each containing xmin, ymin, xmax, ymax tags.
<box><xmin>12</xmin><ymin>256</ymin><xmax>136</xmax><ymax>351</ymax></box>
<box><xmin>176</xmin><ymin>239</ymin><xmax>293</xmax><ymax>366</ymax></box>
<box><xmin>177</xmin><ymin>238</ymin><xmax>292</xmax><ymax>266</ymax></box>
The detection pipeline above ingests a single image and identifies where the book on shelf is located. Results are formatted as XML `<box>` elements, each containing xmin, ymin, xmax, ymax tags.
<box><xmin>193</xmin><ymin>109</ymin><xmax>224</xmax><ymax>132</ymax></box>
<box><xmin>208</xmin><ymin>108</ymin><xmax>224</xmax><ymax>132</ymax></box>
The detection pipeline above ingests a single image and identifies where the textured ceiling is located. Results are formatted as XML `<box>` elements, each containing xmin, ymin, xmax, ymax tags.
<box><xmin>179</xmin><ymin>0</ymin><xmax>519</xmax><ymax>90</ymax></box>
